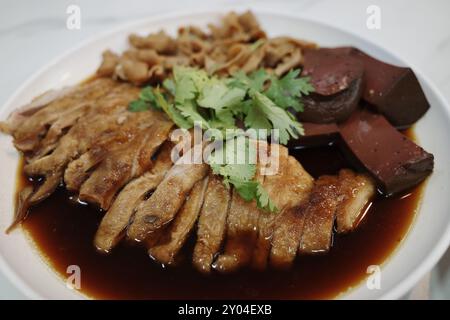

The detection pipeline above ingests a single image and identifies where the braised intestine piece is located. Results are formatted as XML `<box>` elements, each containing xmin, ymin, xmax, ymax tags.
<box><xmin>96</xmin><ymin>11</ymin><xmax>317</xmax><ymax>84</ymax></box>
<box><xmin>97</xmin><ymin>50</ymin><xmax>119</xmax><ymax>77</ymax></box>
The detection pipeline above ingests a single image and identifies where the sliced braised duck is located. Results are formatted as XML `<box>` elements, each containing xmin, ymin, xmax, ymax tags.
<box><xmin>9</xmin><ymin>83</ymin><xmax>141</xmax><ymax>229</ymax></box>
<box><xmin>193</xmin><ymin>174</ymin><xmax>231</xmax><ymax>273</ymax></box>
<box><xmin>299</xmin><ymin>175</ymin><xmax>341</xmax><ymax>253</ymax></box>
<box><xmin>252</xmin><ymin>146</ymin><xmax>313</xmax><ymax>270</ymax></box>
<box><xmin>127</xmin><ymin>142</ymin><xmax>209</xmax><ymax>242</ymax></box>
<box><xmin>94</xmin><ymin>141</ymin><xmax>174</xmax><ymax>253</ymax></box>
<box><xmin>269</xmin><ymin>205</ymin><xmax>307</xmax><ymax>269</ymax></box>
<box><xmin>335</xmin><ymin>169</ymin><xmax>375</xmax><ymax>233</ymax></box>
<box><xmin>63</xmin><ymin>108</ymin><xmax>170</xmax><ymax>192</ymax></box>
<box><xmin>5</xmin><ymin>78</ymin><xmax>119</xmax><ymax>153</ymax></box>
<box><xmin>149</xmin><ymin>177</ymin><xmax>209</xmax><ymax>265</ymax></box>
<box><xmin>78</xmin><ymin>116</ymin><xmax>173</xmax><ymax>209</ymax></box>
<box><xmin>214</xmin><ymin>178</ymin><xmax>264</xmax><ymax>273</ymax></box>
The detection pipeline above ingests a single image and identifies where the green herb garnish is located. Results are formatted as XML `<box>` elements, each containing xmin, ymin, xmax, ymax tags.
<box><xmin>128</xmin><ymin>66</ymin><xmax>313</xmax><ymax>211</ymax></box>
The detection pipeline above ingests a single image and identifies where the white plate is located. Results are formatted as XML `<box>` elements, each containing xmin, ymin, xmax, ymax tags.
<box><xmin>1</xmin><ymin>9</ymin><xmax>450</xmax><ymax>300</ymax></box>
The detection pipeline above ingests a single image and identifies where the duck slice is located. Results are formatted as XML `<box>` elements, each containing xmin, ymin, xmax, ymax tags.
<box><xmin>21</xmin><ymin>106</ymin><xmax>127</xmax><ymax>208</ymax></box>
<box><xmin>64</xmin><ymin>145</ymin><xmax>109</xmax><ymax>192</ymax></box>
<box><xmin>127</xmin><ymin>142</ymin><xmax>209</xmax><ymax>242</ymax></box>
<box><xmin>213</xmin><ymin>186</ymin><xmax>263</xmax><ymax>273</ymax></box>
<box><xmin>299</xmin><ymin>175</ymin><xmax>340</xmax><ymax>254</ymax></box>
<box><xmin>12</xmin><ymin>85</ymin><xmax>140</xmax><ymax>228</ymax></box>
<box><xmin>269</xmin><ymin>205</ymin><xmax>307</xmax><ymax>269</ymax></box>
<box><xmin>335</xmin><ymin>169</ymin><xmax>376</xmax><ymax>233</ymax></box>
<box><xmin>78</xmin><ymin>115</ymin><xmax>173</xmax><ymax>209</ymax></box>
<box><xmin>0</xmin><ymin>85</ymin><xmax>80</xmax><ymax>135</ymax></box>
<box><xmin>30</xmin><ymin>103</ymin><xmax>92</xmax><ymax>161</ymax></box>
<box><xmin>252</xmin><ymin>148</ymin><xmax>314</xmax><ymax>270</ymax></box>
<box><xmin>94</xmin><ymin>142</ymin><xmax>174</xmax><ymax>253</ymax></box>
<box><xmin>264</xmin><ymin>156</ymin><xmax>313</xmax><ymax>267</ymax></box>
<box><xmin>193</xmin><ymin>173</ymin><xmax>231</xmax><ymax>273</ymax></box>
<box><xmin>23</xmin><ymin>83</ymin><xmax>140</xmax><ymax>177</ymax></box>
<box><xmin>63</xmin><ymin>109</ymin><xmax>165</xmax><ymax>191</ymax></box>
<box><xmin>213</xmin><ymin>140</ymin><xmax>271</xmax><ymax>273</ymax></box>
<box><xmin>149</xmin><ymin>177</ymin><xmax>209</xmax><ymax>265</ymax></box>
<box><xmin>10</xmin><ymin>78</ymin><xmax>119</xmax><ymax>153</ymax></box>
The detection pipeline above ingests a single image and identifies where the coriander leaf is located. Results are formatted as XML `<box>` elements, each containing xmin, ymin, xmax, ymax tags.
<box><xmin>197</xmin><ymin>81</ymin><xmax>246</xmax><ymax>111</ymax></box>
<box><xmin>229</xmin><ymin>69</ymin><xmax>269</xmax><ymax>93</ymax></box>
<box><xmin>209</xmin><ymin>109</ymin><xmax>236</xmax><ymax>130</ymax></box>
<box><xmin>176</xmin><ymin>100</ymin><xmax>210</xmax><ymax>130</ymax></box>
<box><xmin>173</xmin><ymin>66</ymin><xmax>209</xmax><ymax>104</ymax></box>
<box><xmin>226</xmin><ymin>177</ymin><xmax>277</xmax><ymax>212</ymax></box>
<box><xmin>208</xmin><ymin>136</ymin><xmax>277</xmax><ymax>212</ymax></box>
<box><xmin>208</xmin><ymin>136</ymin><xmax>256</xmax><ymax>171</ymax></box>
<box><xmin>153</xmin><ymin>89</ymin><xmax>192</xmax><ymax>129</ymax></box>
<box><xmin>162</xmin><ymin>78</ymin><xmax>176</xmax><ymax>96</ymax></box>
<box><xmin>230</xmin><ymin>178</ymin><xmax>258</xmax><ymax>201</ymax></box>
<box><xmin>129</xmin><ymin>86</ymin><xmax>161</xmax><ymax>112</ymax></box>
<box><xmin>256</xmin><ymin>183</ymin><xmax>278</xmax><ymax>213</ymax></box>
<box><xmin>174</xmin><ymin>72</ymin><xmax>197</xmax><ymax>104</ymax></box>
<box><xmin>249</xmin><ymin>69</ymin><xmax>270</xmax><ymax>92</ymax></box>
<box><xmin>128</xmin><ymin>99</ymin><xmax>150</xmax><ymax>112</ymax></box>
<box><xmin>250</xmin><ymin>91</ymin><xmax>304</xmax><ymax>144</ymax></box>
<box><xmin>139</xmin><ymin>87</ymin><xmax>156</xmax><ymax>102</ymax></box>
<box><xmin>244</xmin><ymin>99</ymin><xmax>272</xmax><ymax>130</ymax></box>
<box><xmin>266</xmin><ymin>69</ymin><xmax>314</xmax><ymax>112</ymax></box>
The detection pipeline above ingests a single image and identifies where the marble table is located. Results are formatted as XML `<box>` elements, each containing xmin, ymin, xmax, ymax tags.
<box><xmin>0</xmin><ymin>0</ymin><xmax>449</xmax><ymax>299</ymax></box>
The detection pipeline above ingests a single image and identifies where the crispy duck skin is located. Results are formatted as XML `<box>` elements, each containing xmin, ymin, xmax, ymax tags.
<box><xmin>127</xmin><ymin>143</ymin><xmax>209</xmax><ymax>242</ymax></box>
<box><xmin>193</xmin><ymin>173</ymin><xmax>231</xmax><ymax>273</ymax></box>
<box><xmin>299</xmin><ymin>175</ymin><xmax>340</xmax><ymax>254</ymax></box>
<box><xmin>94</xmin><ymin>142</ymin><xmax>174</xmax><ymax>253</ymax></box>
<box><xmin>149</xmin><ymin>177</ymin><xmax>209</xmax><ymax>265</ymax></box>
<box><xmin>252</xmin><ymin>148</ymin><xmax>314</xmax><ymax>270</ymax></box>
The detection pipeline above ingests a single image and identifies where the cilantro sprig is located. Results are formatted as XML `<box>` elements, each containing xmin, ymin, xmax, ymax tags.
<box><xmin>208</xmin><ymin>136</ymin><xmax>278</xmax><ymax>212</ymax></box>
<box><xmin>128</xmin><ymin>66</ymin><xmax>313</xmax><ymax>212</ymax></box>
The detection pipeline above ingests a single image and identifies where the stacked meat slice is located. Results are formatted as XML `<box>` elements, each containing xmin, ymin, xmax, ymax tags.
<box><xmin>2</xmin><ymin>78</ymin><xmax>376</xmax><ymax>272</ymax></box>
<box><xmin>3</xmin><ymin>78</ymin><xmax>173</xmax><ymax>230</ymax></box>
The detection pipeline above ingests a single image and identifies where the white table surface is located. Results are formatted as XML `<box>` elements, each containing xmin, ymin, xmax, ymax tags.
<box><xmin>0</xmin><ymin>0</ymin><xmax>449</xmax><ymax>300</ymax></box>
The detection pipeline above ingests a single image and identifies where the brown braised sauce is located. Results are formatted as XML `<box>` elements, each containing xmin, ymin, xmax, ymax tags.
<box><xmin>17</xmin><ymin>130</ymin><xmax>422</xmax><ymax>300</ymax></box>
